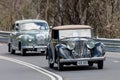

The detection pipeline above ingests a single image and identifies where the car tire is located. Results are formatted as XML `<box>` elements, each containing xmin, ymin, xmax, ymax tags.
<box><xmin>88</xmin><ymin>61</ymin><xmax>93</xmax><ymax>67</ymax></box>
<box><xmin>46</xmin><ymin>48</ymin><xmax>49</xmax><ymax>59</ymax></box>
<box><xmin>18</xmin><ymin>42</ymin><xmax>21</xmax><ymax>50</ymax></box>
<box><xmin>21</xmin><ymin>49</ymin><xmax>26</xmax><ymax>56</ymax></box>
<box><xmin>57</xmin><ymin>60</ymin><xmax>63</xmax><ymax>71</ymax></box>
<box><xmin>11</xmin><ymin>49</ymin><xmax>15</xmax><ymax>54</ymax></box>
<box><xmin>8</xmin><ymin>43</ymin><xmax>11</xmax><ymax>52</ymax></box>
<box><xmin>48</xmin><ymin>58</ymin><xmax>54</xmax><ymax>68</ymax></box>
<box><xmin>98</xmin><ymin>61</ymin><xmax>103</xmax><ymax>69</ymax></box>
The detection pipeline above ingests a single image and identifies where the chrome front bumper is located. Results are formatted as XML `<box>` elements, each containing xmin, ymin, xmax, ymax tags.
<box><xmin>60</xmin><ymin>56</ymin><xmax>106</xmax><ymax>63</ymax></box>
<box><xmin>22</xmin><ymin>46</ymin><xmax>47</xmax><ymax>51</ymax></box>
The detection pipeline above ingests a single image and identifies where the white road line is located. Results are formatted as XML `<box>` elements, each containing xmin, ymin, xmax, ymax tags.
<box><xmin>0</xmin><ymin>56</ymin><xmax>63</xmax><ymax>80</ymax></box>
<box><xmin>113</xmin><ymin>60</ymin><xmax>120</xmax><ymax>63</ymax></box>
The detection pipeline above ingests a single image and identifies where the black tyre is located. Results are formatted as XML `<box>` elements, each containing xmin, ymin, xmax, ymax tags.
<box><xmin>18</xmin><ymin>42</ymin><xmax>21</xmax><ymax>50</ymax></box>
<box><xmin>21</xmin><ymin>49</ymin><xmax>26</xmax><ymax>56</ymax></box>
<box><xmin>8</xmin><ymin>43</ymin><xmax>11</xmax><ymax>52</ymax></box>
<box><xmin>58</xmin><ymin>60</ymin><xmax>63</xmax><ymax>71</ymax></box>
<box><xmin>98</xmin><ymin>61</ymin><xmax>103</xmax><ymax>69</ymax></box>
<box><xmin>88</xmin><ymin>61</ymin><xmax>93</xmax><ymax>67</ymax></box>
<box><xmin>46</xmin><ymin>48</ymin><xmax>49</xmax><ymax>59</ymax></box>
<box><xmin>48</xmin><ymin>58</ymin><xmax>54</xmax><ymax>68</ymax></box>
<box><xmin>11</xmin><ymin>49</ymin><xmax>15</xmax><ymax>54</ymax></box>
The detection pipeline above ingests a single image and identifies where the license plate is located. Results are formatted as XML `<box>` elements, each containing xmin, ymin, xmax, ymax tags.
<box><xmin>77</xmin><ymin>61</ymin><xmax>88</xmax><ymax>65</ymax></box>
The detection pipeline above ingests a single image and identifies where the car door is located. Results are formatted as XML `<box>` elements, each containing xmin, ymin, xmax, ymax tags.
<box><xmin>50</xmin><ymin>30</ymin><xmax>59</xmax><ymax>62</ymax></box>
<box><xmin>11</xmin><ymin>24</ymin><xmax>20</xmax><ymax>50</ymax></box>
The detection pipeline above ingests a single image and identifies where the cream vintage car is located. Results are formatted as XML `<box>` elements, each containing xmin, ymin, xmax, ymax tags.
<box><xmin>8</xmin><ymin>19</ymin><xmax>49</xmax><ymax>56</ymax></box>
<box><xmin>46</xmin><ymin>25</ymin><xmax>106</xmax><ymax>71</ymax></box>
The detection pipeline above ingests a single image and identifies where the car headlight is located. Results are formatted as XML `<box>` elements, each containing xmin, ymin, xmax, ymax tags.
<box><xmin>86</xmin><ymin>40</ymin><xmax>95</xmax><ymax>49</ymax></box>
<box><xmin>27</xmin><ymin>36</ymin><xmax>34</xmax><ymax>42</ymax></box>
<box><xmin>22</xmin><ymin>35</ymin><xmax>34</xmax><ymax>42</ymax></box>
<box><xmin>67</xmin><ymin>41</ymin><xmax>75</xmax><ymax>50</ymax></box>
<box><xmin>28</xmin><ymin>38</ymin><xmax>32</xmax><ymax>42</ymax></box>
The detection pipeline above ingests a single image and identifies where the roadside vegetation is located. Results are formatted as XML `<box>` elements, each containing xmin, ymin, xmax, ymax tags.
<box><xmin>0</xmin><ymin>0</ymin><xmax>119</xmax><ymax>38</ymax></box>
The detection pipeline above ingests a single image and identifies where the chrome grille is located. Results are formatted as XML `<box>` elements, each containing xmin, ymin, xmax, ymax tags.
<box><xmin>61</xmin><ymin>39</ymin><xmax>91</xmax><ymax>59</ymax></box>
<box><xmin>74</xmin><ymin>41</ymin><xmax>88</xmax><ymax>58</ymax></box>
<box><xmin>36</xmin><ymin>35</ymin><xmax>45</xmax><ymax>45</ymax></box>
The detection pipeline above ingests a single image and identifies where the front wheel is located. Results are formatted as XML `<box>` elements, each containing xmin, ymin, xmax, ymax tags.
<box><xmin>57</xmin><ymin>60</ymin><xmax>63</xmax><ymax>71</ymax></box>
<box><xmin>98</xmin><ymin>61</ymin><xmax>103</xmax><ymax>69</ymax></box>
<box><xmin>21</xmin><ymin>49</ymin><xmax>26</xmax><ymax>56</ymax></box>
<box><xmin>11</xmin><ymin>49</ymin><xmax>15</xmax><ymax>54</ymax></box>
<box><xmin>8</xmin><ymin>43</ymin><xmax>11</xmax><ymax>52</ymax></box>
<box><xmin>48</xmin><ymin>58</ymin><xmax>54</xmax><ymax>68</ymax></box>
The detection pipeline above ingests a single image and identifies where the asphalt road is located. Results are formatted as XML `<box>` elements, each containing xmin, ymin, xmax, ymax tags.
<box><xmin>0</xmin><ymin>43</ymin><xmax>120</xmax><ymax>80</ymax></box>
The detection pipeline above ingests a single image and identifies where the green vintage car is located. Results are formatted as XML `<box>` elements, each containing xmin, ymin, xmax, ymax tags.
<box><xmin>8</xmin><ymin>19</ymin><xmax>49</xmax><ymax>56</ymax></box>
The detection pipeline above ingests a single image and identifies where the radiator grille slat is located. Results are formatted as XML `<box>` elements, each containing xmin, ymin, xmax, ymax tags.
<box><xmin>74</xmin><ymin>41</ymin><xmax>87</xmax><ymax>58</ymax></box>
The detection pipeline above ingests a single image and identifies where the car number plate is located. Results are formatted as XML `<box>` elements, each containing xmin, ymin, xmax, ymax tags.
<box><xmin>77</xmin><ymin>61</ymin><xmax>88</xmax><ymax>65</ymax></box>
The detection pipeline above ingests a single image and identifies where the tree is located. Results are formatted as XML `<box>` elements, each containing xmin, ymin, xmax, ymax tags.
<box><xmin>0</xmin><ymin>0</ymin><xmax>120</xmax><ymax>38</ymax></box>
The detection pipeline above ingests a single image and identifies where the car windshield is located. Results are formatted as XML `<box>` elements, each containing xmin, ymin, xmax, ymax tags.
<box><xmin>60</xmin><ymin>37</ymin><xmax>91</xmax><ymax>42</ymax></box>
<box><xmin>20</xmin><ymin>22</ymin><xmax>48</xmax><ymax>31</ymax></box>
<box><xmin>59</xmin><ymin>29</ymin><xmax>91</xmax><ymax>39</ymax></box>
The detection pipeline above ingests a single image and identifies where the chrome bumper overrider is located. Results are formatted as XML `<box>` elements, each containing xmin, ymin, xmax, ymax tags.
<box><xmin>60</xmin><ymin>56</ymin><xmax>106</xmax><ymax>63</ymax></box>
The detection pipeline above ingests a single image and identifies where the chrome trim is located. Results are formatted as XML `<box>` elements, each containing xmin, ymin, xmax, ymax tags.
<box><xmin>22</xmin><ymin>46</ymin><xmax>47</xmax><ymax>49</ymax></box>
<box><xmin>60</xmin><ymin>56</ymin><xmax>106</xmax><ymax>63</ymax></box>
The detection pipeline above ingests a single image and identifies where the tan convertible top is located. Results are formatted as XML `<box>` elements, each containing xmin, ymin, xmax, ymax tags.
<box><xmin>52</xmin><ymin>25</ymin><xmax>91</xmax><ymax>30</ymax></box>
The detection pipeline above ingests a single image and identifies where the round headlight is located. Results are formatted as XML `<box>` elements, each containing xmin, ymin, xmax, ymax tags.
<box><xmin>27</xmin><ymin>36</ymin><xmax>34</xmax><ymax>42</ymax></box>
<box><xmin>28</xmin><ymin>38</ymin><xmax>32</xmax><ymax>42</ymax></box>
<box><xmin>86</xmin><ymin>40</ymin><xmax>95</xmax><ymax>49</ymax></box>
<box><xmin>67</xmin><ymin>41</ymin><xmax>75</xmax><ymax>50</ymax></box>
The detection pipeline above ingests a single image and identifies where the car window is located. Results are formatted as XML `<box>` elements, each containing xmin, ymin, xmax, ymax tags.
<box><xmin>35</xmin><ymin>22</ymin><xmax>48</xmax><ymax>30</ymax></box>
<box><xmin>19</xmin><ymin>22</ymin><xmax>48</xmax><ymax>31</ymax></box>
<box><xmin>59</xmin><ymin>29</ymin><xmax>91</xmax><ymax>39</ymax></box>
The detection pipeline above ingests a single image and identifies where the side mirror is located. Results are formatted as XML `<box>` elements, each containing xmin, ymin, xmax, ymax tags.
<box><xmin>15</xmin><ymin>23</ymin><xmax>19</xmax><ymax>31</ymax></box>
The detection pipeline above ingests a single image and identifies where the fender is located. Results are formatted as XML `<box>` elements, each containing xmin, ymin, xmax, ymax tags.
<box><xmin>47</xmin><ymin>45</ymin><xmax>53</xmax><ymax>58</ymax></box>
<box><xmin>92</xmin><ymin>42</ymin><xmax>105</xmax><ymax>57</ymax></box>
<box><xmin>56</xmin><ymin>44</ymin><xmax>69</xmax><ymax>59</ymax></box>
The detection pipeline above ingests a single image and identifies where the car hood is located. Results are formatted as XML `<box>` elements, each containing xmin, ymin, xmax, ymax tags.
<box><xmin>16</xmin><ymin>30</ymin><xmax>49</xmax><ymax>45</ymax></box>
